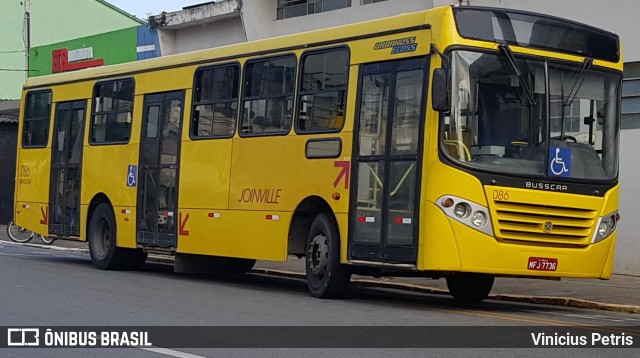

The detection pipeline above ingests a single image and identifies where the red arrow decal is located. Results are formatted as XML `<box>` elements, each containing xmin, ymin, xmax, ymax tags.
<box><xmin>40</xmin><ymin>206</ymin><xmax>48</xmax><ymax>225</ymax></box>
<box><xmin>333</xmin><ymin>161</ymin><xmax>350</xmax><ymax>189</ymax></box>
<box><xmin>179</xmin><ymin>212</ymin><xmax>190</xmax><ymax>236</ymax></box>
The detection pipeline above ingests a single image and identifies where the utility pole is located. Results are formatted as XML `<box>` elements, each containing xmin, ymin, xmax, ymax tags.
<box><xmin>24</xmin><ymin>0</ymin><xmax>31</xmax><ymax>78</ymax></box>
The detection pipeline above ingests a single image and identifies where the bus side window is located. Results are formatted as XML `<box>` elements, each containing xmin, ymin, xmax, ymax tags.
<box><xmin>22</xmin><ymin>91</ymin><xmax>52</xmax><ymax>148</ymax></box>
<box><xmin>297</xmin><ymin>47</ymin><xmax>349</xmax><ymax>133</ymax></box>
<box><xmin>191</xmin><ymin>64</ymin><xmax>239</xmax><ymax>139</ymax></box>
<box><xmin>241</xmin><ymin>55</ymin><xmax>296</xmax><ymax>136</ymax></box>
<box><xmin>90</xmin><ymin>79</ymin><xmax>134</xmax><ymax>145</ymax></box>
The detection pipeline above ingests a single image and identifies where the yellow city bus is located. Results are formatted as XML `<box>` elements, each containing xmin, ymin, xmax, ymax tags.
<box><xmin>15</xmin><ymin>6</ymin><xmax>622</xmax><ymax>301</ymax></box>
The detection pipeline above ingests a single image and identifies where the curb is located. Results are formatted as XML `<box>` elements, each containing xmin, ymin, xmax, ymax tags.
<box><xmin>4</xmin><ymin>240</ymin><xmax>639</xmax><ymax>314</ymax></box>
<box><xmin>251</xmin><ymin>268</ymin><xmax>640</xmax><ymax>314</ymax></box>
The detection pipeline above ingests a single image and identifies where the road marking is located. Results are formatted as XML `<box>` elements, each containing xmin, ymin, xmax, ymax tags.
<box><xmin>140</xmin><ymin>347</ymin><xmax>207</xmax><ymax>358</ymax></box>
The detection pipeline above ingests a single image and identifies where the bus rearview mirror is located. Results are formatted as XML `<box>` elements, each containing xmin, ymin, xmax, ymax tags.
<box><xmin>432</xmin><ymin>68</ymin><xmax>450</xmax><ymax>112</ymax></box>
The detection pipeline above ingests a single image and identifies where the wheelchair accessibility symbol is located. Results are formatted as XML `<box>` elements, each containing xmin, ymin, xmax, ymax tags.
<box><xmin>127</xmin><ymin>165</ymin><xmax>138</xmax><ymax>187</ymax></box>
<box><xmin>549</xmin><ymin>146</ymin><xmax>571</xmax><ymax>177</ymax></box>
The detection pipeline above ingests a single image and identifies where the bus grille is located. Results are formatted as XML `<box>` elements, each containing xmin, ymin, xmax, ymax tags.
<box><xmin>492</xmin><ymin>201</ymin><xmax>597</xmax><ymax>245</ymax></box>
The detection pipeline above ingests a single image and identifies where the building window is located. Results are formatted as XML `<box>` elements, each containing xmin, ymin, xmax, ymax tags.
<box><xmin>550</xmin><ymin>97</ymin><xmax>581</xmax><ymax>133</ymax></box>
<box><xmin>297</xmin><ymin>47</ymin><xmax>349</xmax><ymax>132</ymax></box>
<box><xmin>22</xmin><ymin>91</ymin><xmax>52</xmax><ymax>148</ymax></box>
<box><xmin>90</xmin><ymin>79</ymin><xmax>134</xmax><ymax>144</ymax></box>
<box><xmin>362</xmin><ymin>0</ymin><xmax>388</xmax><ymax>4</ymax></box>
<box><xmin>622</xmin><ymin>78</ymin><xmax>640</xmax><ymax>130</ymax></box>
<box><xmin>241</xmin><ymin>55</ymin><xmax>296</xmax><ymax>135</ymax></box>
<box><xmin>277</xmin><ymin>0</ymin><xmax>352</xmax><ymax>20</ymax></box>
<box><xmin>192</xmin><ymin>64</ymin><xmax>240</xmax><ymax>138</ymax></box>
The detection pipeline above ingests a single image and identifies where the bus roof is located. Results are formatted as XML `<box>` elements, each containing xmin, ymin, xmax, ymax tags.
<box><xmin>24</xmin><ymin>8</ymin><xmax>438</xmax><ymax>90</ymax></box>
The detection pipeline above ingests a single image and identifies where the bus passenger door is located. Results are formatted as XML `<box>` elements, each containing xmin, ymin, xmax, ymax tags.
<box><xmin>136</xmin><ymin>91</ymin><xmax>184</xmax><ymax>247</ymax></box>
<box><xmin>349</xmin><ymin>57</ymin><xmax>428</xmax><ymax>263</ymax></box>
<box><xmin>49</xmin><ymin>100</ymin><xmax>86</xmax><ymax>237</ymax></box>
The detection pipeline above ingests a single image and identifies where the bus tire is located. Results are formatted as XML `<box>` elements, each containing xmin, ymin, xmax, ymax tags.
<box><xmin>305</xmin><ymin>212</ymin><xmax>351</xmax><ymax>299</ymax></box>
<box><xmin>446</xmin><ymin>273</ymin><xmax>494</xmax><ymax>302</ymax></box>
<box><xmin>88</xmin><ymin>203</ymin><xmax>127</xmax><ymax>270</ymax></box>
<box><xmin>224</xmin><ymin>258</ymin><xmax>256</xmax><ymax>275</ymax></box>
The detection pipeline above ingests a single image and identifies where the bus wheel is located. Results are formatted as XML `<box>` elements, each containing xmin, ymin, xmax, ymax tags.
<box><xmin>446</xmin><ymin>273</ymin><xmax>494</xmax><ymax>302</ymax></box>
<box><xmin>88</xmin><ymin>203</ymin><xmax>127</xmax><ymax>270</ymax></box>
<box><xmin>305</xmin><ymin>212</ymin><xmax>351</xmax><ymax>299</ymax></box>
<box><xmin>224</xmin><ymin>258</ymin><xmax>256</xmax><ymax>275</ymax></box>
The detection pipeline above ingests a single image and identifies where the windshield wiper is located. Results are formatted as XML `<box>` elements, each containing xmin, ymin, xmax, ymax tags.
<box><xmin>498</xmin><ymin>44</ymin><xmax>536</xmax><ymax>106</ymax></box>
<box><xmin>559</xmin><ymin>57</ymin><xmax>594</xmax><ymax>140</ymax></box>
<box><xmin>562</xmin><ymin>57</ymin><xmax>593</xmax><ymax>107</ymax></box>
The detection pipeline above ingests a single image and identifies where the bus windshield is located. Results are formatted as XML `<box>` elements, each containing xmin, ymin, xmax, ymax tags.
<box><xmin>442</xmin><ymin>50</ymin><xmax>620</xmax><ymax>181</ymax></box>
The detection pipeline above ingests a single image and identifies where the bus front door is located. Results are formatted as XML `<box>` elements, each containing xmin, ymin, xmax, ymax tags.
<box><xmin>349</xmin><ymin>57</ymin><xmax>427</xmax><ymax>264</ymax></box>
<box><xmin>49</xmin><ymin>100</ymin><xmax>86</xmax><ymax>237</ymax></box>
<box><xmin>136</xmin><ymin>91</ymin><xmax>184</xmax><ymax>247</ymax></box>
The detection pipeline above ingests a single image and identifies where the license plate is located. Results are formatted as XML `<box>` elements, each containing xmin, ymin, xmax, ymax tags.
<box><xmin>527</xmin><ymin>257</ymin><xmax>558</xmax><ymax>271</ymax></box>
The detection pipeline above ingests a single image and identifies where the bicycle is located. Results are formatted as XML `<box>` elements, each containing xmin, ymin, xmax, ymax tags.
<box><xmin>6</xmin><ymin>219</ymin><xmax>55</xmax><ymax>244</ymax></box>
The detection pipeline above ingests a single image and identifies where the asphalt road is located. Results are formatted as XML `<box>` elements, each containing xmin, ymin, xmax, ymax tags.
<box><xmin>0</xmin><ymin>242</ymin><xmax>638</xmax><ymax>357</ymax></box>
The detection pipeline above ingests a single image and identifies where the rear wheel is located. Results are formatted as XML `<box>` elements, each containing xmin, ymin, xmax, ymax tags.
<box><xmin>88</xmin><ymin>203</ymin><xmax>128</xmax><ymax>270</ymax></box>
<box><xmin>446</xmin><ymin>273</ymin><xmax>494</xmax><ymax>302</ymax></box>
<box><xmin>7</xmin><ymin>219</ymin><xmax>35</xmax><ymax>243</ymax></box>
<box><xmin>305</xmin><ymin>212</ymin><xmax>351</xmax><ymax>298</ymax></box>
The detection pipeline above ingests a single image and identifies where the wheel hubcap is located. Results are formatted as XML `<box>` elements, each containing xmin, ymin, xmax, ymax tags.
<box><xmin>95</xmin><ymin>218</ymin><xmax>111</xmax><ymax>256</ymax></box>
<box><xmin>308</xmin><ymin>234</ymin><xmax>329</xmax><ymax>278</ymax></box>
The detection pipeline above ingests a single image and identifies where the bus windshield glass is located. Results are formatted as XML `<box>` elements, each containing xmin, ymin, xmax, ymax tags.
<box><xmin>442</xmin><ymin>50</ymin><xmax>620</xmax><ymax>181</ymax></box>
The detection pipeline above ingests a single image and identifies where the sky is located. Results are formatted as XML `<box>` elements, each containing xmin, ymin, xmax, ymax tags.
<box><xmin>105</xmin><ymin>0</ymin><xmax>203</xmax><ymax>19</ymax></box>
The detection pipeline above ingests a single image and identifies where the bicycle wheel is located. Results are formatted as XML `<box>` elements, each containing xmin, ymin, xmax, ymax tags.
<box><xmin>39</xmin><ymin>235</ymin><xmax>55</xmax><ymax>245</ymax></box>
<box><xmin>6</xmin><ymin>219</ymin><xmax>34</xmax><ymax>243</ymax></box>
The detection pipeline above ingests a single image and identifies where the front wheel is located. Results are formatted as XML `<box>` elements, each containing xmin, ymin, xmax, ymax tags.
<box><xmin>305</xmin><ymin>212</ymin><xmax>351</xmax><ymax>299</ymax></box>
<box><xmin>446</xmin><ymin>273</ymin><xmax>494</xmax><ymax>302</ymax></box>
<box><xmin>6</xmin><ymin>219</ymin><xmax>34</xmax><ymax>243</ymax></box>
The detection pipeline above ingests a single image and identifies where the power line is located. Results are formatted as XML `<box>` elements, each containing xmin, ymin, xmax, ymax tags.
<box><xmin>0</xmin><ymin>69</ymin><xmax>39</xmax><ymax>72</ymax></box>
<box><xmin>0</xmin><ymin>50</ymin><xmax>26</xmax><ymax>54</ymax></box>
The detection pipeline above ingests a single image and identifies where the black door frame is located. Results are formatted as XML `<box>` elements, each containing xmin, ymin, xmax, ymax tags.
<box><xmin>136</xmin><ymin>90</ymin><xmax>185</xmax><ymax>247</ymax></box>
<box><xmin>49</xmin><ymin>100</ymin><xmax>87</xmax><ymax>237</ymax></box>
<box><xmin>348</xmin><ymin>56</ymin><xmax>429</xmax><ymax>263</ymax></box>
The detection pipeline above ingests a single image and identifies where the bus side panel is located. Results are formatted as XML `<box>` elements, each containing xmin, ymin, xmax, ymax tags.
<box><xmin>15</xmin><ymin>91</ymin><xmax>52</xmax><ymax>236</ymax></box>
<box><xmin>179</xmin><ymin>138</ymin><xmax>233</xmax><ymax>210</ymax></box>
<box><xmin>81</xmin><ymin>97</ymin><xmax>142</xmax><ymax>245</ymax></box>
<box><xmin>15</xmin><ymin>148</ymin><xmax>52</xmax><ymax>236</ymax></box>
<box><xmin>176</xmin><ymin>209</ymin><xmax>290</xmax><ymax>261</ymax></box>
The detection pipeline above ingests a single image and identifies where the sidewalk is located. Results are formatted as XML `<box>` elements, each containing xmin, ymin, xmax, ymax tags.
<box><xmin>2</xmin><ymin>232</ymin><xmax>639</xmax><ymax>314</ymax></box>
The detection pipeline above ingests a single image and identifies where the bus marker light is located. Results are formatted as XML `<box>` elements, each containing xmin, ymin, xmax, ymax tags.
<box><xmin>266</xmin><ymin>214</ymin><xmax>280</xmax><ymax>221</ymax></box>
<box><xmin>208</xmin><ymin>212</ymin><xmax>221</xmax><ymax>218</ymax></box>
<box><xmin>22</xmin><ymin>204</ymin><xmax>29</xmax><ymax>209</ymax></box>
<box><xmin>121</xmin><ymin>209</ymin><xmax>131</xmax><ymax>215</ymax></box>
<box><xmin>332</xmin><ymin>193</ymin><xmax>341</xmax><ymax>200</ymax></box>
<box><xmin>394</xmin><ymin>217</ymin><xmax>412</xmax><ymax>224</ymax></box>
<box><xmin>441</xmin><ymin>198</ymin><xmax>454</xmax><ymax>208</ymax></box>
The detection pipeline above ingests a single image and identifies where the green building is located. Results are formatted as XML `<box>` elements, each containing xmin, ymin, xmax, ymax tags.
<box><xmin>0</xmin><ymin>0</ymin><xmax>144</xmax><ymax>100</ymax></box>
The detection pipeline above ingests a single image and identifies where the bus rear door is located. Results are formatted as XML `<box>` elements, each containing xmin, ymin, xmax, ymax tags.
<box><xmin>49</xmin><ymin>100</ymin><xmax>86</xmax><ymax>237</ymax></box>
<box><xmin>136</xmin><ymin>91</ymin><xmax>184</xmax><ymax>247</ymax></box>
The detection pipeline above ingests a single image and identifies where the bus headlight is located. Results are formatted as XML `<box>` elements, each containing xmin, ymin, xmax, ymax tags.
<box><xmin>437</xmin><ymin>195</ymin><xmax>493</xmax><ymax>236</ymax></box>
<box><xmin>592</xmin><ymin>211</ymin><xmax>618</xmax><ymax>244</ymax></box>
<box><xmin>471</xmin><ymin>211</ymin><xmax>487</xmax><ymax>227</ymax></box>
<box><xmin>454</xmin><ymin>203</ymin><xmax>471</xmax><ymax>218</ymax></box>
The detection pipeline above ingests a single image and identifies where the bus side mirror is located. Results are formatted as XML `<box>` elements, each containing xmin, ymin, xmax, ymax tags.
<box><xmin>432</xmin><ymin>68</ymin><xmax>450</xmax><ymax>112</ymax></box>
